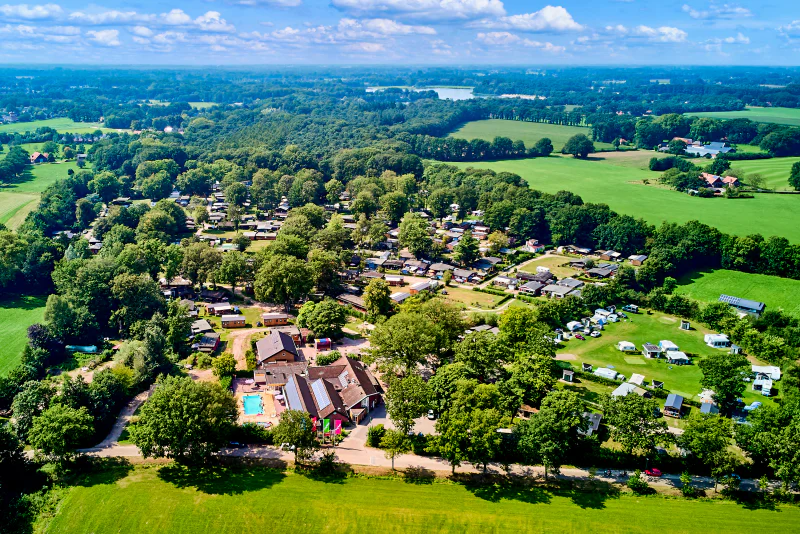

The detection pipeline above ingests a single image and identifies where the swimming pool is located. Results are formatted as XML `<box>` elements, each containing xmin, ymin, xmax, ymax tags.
<box><xmin>242</xmin><ymin>395</ymin><xmax>263</xmax><ymax>416</ymax></box>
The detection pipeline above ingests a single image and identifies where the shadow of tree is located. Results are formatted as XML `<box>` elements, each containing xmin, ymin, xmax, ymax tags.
<box><xmin>566</xmin><ymin>479</ymin><xmax>621</xmax><ymax>509</ymax></box>
<box><xmin>65</xmin><ymin>456</ymin><xmax>135</xmax><ymax>487</ymax></box>
<box><xmin>158</xmin><ymin>463</ymin><xmax>287</xmax><ymax>495</ymax></box>
<box><xmin>403</xmin><ymin>465</ymin><xmax>436</xmax><ymax>485</ymax></box>
<box><xmin>453</xmin><ymin>474</ymin><xmax>553</xmax><ymax>505</ymax></box>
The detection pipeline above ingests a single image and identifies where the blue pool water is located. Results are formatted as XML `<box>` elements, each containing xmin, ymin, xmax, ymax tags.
<box><xmin>243</xmin><ymin>395</ymin><xmax>263</xmax><ymax>415</ymax></box>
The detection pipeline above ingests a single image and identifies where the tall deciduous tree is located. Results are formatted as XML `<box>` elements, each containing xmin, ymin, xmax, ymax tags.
<box><xmin>29</xmin><ymin>404</ymin><xmax>94</xmax><ymax>461</ymax></box>
<box><xmin>272</xmin><ymin>409</ymin><xmax>318</xmax><ymax>464</ymax></box>
<box><xmin>699</xmin><ymin>352</ymin><xmax>749</xmax><ymax>416</ymax></box>
<box><xmin>368</xmin><ymin>312</ymin><xmax>438</xmax><ymax>373</ymax></box>
<box><xmin>363</xmin><ymin>279</ymin><xmax>393</xmax><ymax>319</ymax></box>
<box><xmin>562</xmin><ymin>134</ymin><xmax>595</xmax><ymax>158</ymax></box>
<box><xmin>453</xmin><ymin>230</ymin><xmax>479</xmax><ymax>266</ymax></box>
<box><xmin>398</xmin><ymin>213</ymin><xmax>432</xmax><ymax>258</ymax></box>
<box><xmin>130</xmin><ymin>376</ymin><xmax>237</xmax><ymax>464</ymax></box>
<box><xmin>385</xmin><ymin>374</ymin><xmax>430</xmax><ymax>436</ymax></box>
<box><xmin>601</xmin><ymin>393</ymin><xmax>671</xmax><ymax>456</ymax></box>
<box><xmin>253</xmin><ymin>254</ymin><xmax>313</xmax><ymax>312</ymax></box>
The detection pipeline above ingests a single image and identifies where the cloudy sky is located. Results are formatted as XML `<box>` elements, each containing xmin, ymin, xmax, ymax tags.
<box><xmin>0</xmin><ymin>0</ymin><xmax>798</xmax><ymax>64</ymax></box>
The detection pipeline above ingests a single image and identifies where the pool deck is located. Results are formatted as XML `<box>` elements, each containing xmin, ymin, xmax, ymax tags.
<box><xmin>233</xmin><ymin>378</ymin><xmax>283</xmax><ymax>426</ymax></box>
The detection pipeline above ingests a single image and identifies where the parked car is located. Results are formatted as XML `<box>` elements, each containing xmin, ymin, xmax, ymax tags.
<box><xmin>427</xmin><ymin>410</ymin><xmax>436</xmax><ymax>420</ymax></box>
<box><xmin>590</xmin><ymin>331</ymin><xmax>601</xmax><ymax>338</ymax></box>
<box><xmin>575</xmin><ymin>334</ymin><xmax>585</xmax><ymax>340</ymax></box>
<box><xmin>645</xmin><ymin>468</ymin><xmax>662</xmax><ymax>477</ymax></box>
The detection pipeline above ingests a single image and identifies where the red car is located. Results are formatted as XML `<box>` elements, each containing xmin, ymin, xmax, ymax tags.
<box><xmin>574</xmin><ymin>334</ymin><xmax>585</xmax><ymax>340</ymax></box>
<box><xmin>645</xmin><ymin>468</ymin><xmax>662</xmax><ymax>477</ymax></box>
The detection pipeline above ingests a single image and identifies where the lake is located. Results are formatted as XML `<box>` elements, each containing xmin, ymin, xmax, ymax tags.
<box><xmin>366</xmin><ymin>86</ymin><xmax>475</xmax><ymax>100</ymax></box>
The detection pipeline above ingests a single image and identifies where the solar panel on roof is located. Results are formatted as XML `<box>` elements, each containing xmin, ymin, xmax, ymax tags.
<box><xmin>311</xmin><ymin>379</ymin><xmax>331</xmax><ymax>410</ymax></box>
<box><xmin>285</xmin><ymin>377</ymin><xmax>303</xmax><ymax>411</ymax></box>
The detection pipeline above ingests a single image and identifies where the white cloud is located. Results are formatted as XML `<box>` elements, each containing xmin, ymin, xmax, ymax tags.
<box><xmin>70</xmin><ymin>10</ymin><xmax>154</xmax><ymax>25</ymax></box>
<box><xmin>0</xmin><ymin>22</ymin><xmax>79</xmax><ymax>42</ymax></box>
<box><xmin>130</xmin><ymin>26</ymin><xmax>153</xmax><ymax>37</ymax></box>
<box><xmin>608</xmin><ymin>24</ymin><xmax>688</xmax><ymax>43</ymax></box>
<box><xmin>193</xmin><ymin>11</ymin><xmax>235</xmax><ymax>33</ymax></box>
<box><xmin>473</xmin><ymin>5</ymin><xmax>583</xmax><ymax>32</ymax></box>
<box><xmin>86</xmin><ymin>29</ymin><xmax>120</xmax><ymax>46</ymax></box>
<box><xmin>330</xmin><ymin>0</ymin><xmax>504</xmax><ymax>21</ymax></box>
<box><xmin>161</xmin><ymin>9</ymin><xmax>192</xmax><ymax>25</ymax></box>
<box><xmin>343</xmin><ymin>41</ymin><xmax>385</xmax><ymax>52</ymax></box>
<box><xmin>475</xmin><ymin>31</ymin><xmax>564</xmax><ymax>52</ymax></box>
<box><xmin>780</xmin><ymin>20</ymin><xmax>800</xmax><ymax>38</ymax></box>
<box><xmin>337</xmin><ymin>18</ymin><xmax>436</xmax><ymax>38</ymax></box>
<box><xmin>681</xmin><ymin>3</ymin><xmax>751</xmax><ymax>20</ymax></box>
<box><xmin>0</xmin><ymin>3</ymin><xmax>62</xmax><ymax>20</ymax></box>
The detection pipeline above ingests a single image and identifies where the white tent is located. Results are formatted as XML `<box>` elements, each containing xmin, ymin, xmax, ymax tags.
<box><xmin>628</xmin><ymin>373</ymin><xmax>645</xmax><ymax>385</ymax></box>
<box><xmin>566</xmin><ymin>321</ymin><xmax>583</xmax><ymax>332</ymax></box>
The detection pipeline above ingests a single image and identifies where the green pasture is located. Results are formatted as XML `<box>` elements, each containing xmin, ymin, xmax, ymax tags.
<box><xmin>0</xmin><ymin>118</ymin><xmax>113</xmax><ymax>134</ymax></box>
<box><xmin>0</xmin><ymin>191</ymin><xmax>38</xmax><ymax>228</ymax></box>
<box><xmin>686</xmin><ymin>106</ymin><xmax>800</xmax><ymax>126</ymax></box>
<box><xmin>729</xmin><ymin>157</ymin><xmax>800</xmax><ymax>191</ymax></box>
<box><xmin>0</xmin><ymin>295</ymin><xmax>47</xmax><ymax>375</ymax></box>
<box><xmin>189</xmin><ymin>101</ymin><xmax>217</xmax><ymax>109</ymax></box>
<box><xmin>44</xmin><ymin>464</ymin><xmax>800</xmax><ymax>534</ymax></box>
<box><xmin>447</xmin><ymin>120</ymin><xmax>615</xmax><ymax>151</ymax></box>
<box><xmin>0</xmin><ymin>160</ymin><xmax>78</xmax><ymax>228</ymax></box>
<box><xmin>449</xmin><ymin>157</ymin><xmax>800</xmax><ymax>242</ymax></box>
<box><xmin>556</xmin><ymin>311</ymin><xmax>777</xmax><ymax>406</ymax></box>
<box><xmin>676</xmin><ymin>269</ymin><xmax>800</xmax><ymax>318</ymax></box>
<box><xmin>438</xmin><ymin>286</ymin><xmax>507</xmax><ymax>309</ymax></box>
<box><xmin>519</xmin><ymin>254</ymin><xmax>581</xmax><ymax>278</ymax></box>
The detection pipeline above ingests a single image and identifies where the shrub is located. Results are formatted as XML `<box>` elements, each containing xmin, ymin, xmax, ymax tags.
<box><xmin>230</xmin><ymin>422</ymin><xmax>274</xmax><ymax>444</ymax></box>
<box><xmin>680</xmin><ymin>472</ymin><xmax>697</xmax><ymax>497</ymax></box>
<box><xmin>197</xmin><ymin>354</ymin><xmax>213</xmax><ymax>369</ymax></box>
<box><xmin>317</xmin><ymin>450</ymin><xmax>338</xmax><ymax>475</ymax></box>
<box><xmin>245</xmin><ymin>349</ymin><xmax>257</xmax><ymax>371</ymax></box>
<box><xmin>218</xmin><ymin>376</ymin><xmax>232</xmax><ymax>391</ymax></box>
<box><xmin>626</xmin><ymin>470</ymin><xmax>650</xmax><ymax>494</ymax></box>
<box><xmin>316</xmin><ymin>351</ymin><xmax>342</xmax><ymax>366</ymax></box>
<box><xmin>366</xmin><ymin>424</ymin><xmax>386</xmax><ymax>447</ymax></box>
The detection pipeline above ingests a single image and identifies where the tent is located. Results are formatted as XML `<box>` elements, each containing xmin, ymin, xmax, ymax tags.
<box><xmin>667</xmin><ymin>351</ymin><xmax>690</xmax><ymax>365</ymax></box>
<box><xmin>594</xmin><ymin>367</ymin><xmax>619</xmax><ymax>380</ymax></box>
<box><xmin>566</xmin><ymin>321</ymin><xmax>583</xmax><ymax>332</ymax></box>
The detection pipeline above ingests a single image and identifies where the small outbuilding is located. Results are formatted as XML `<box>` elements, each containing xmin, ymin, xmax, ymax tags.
<box><xmin>562</xmin><ymin>369</ymin><xmax>575</xmax><ymax>382</ymax></box>
<box><xmin>642</xmin><ymin>343</ymin><xmax>662</xmax><ymax>358</ymax></box>
<box><xmin>221</xmin><ymin>315</ymin><xmax>246</xmax><ymax>328</ymax></box>
<box><xmin>666</xmin><ymin>351</ymin><xmax>690</xmax><ymax>365</ymax></box>
<box><xmin>664</xmin><ymin>394</ymin><xmax>684</xmax><ymax>418</ymax></box>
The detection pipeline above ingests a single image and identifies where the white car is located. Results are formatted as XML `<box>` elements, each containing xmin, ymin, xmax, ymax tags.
<box><xmin>590</xmin><ymin>331</ymin><xmax>601</xmax><ymax>338</ymax></box>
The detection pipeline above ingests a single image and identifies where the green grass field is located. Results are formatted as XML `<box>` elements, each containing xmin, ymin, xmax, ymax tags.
<box><xmin>189</xmin><ymin>101</ymin><xmax>217</xmax><ymax>109</ymax></box>
<box><xmin>0</xmin><ymin>295</ymin><xmax>46</xmax><ymax>375</ymax></box>
<box><xmin>449</xmin><ymin>157</ymin><xmax>800</xmax><ymax>242</ymax></box>
<box><xmin>676</xmin><ymin>269</ymin><xmax>800</xmax><ymax>318</ymax></box>
<box><xmin>729</xmin><ymin>157</ymin><xmax>800</xmax><ymax>191</ymax></box>
<box><xmin>439</xmin><ymin>287</ymin><xmax>507</xmax><ymax>309</ymax></box>
<box><xmin>519</xmin><ymin>254</ymin><xmax>581</xmax><ymax>278</ymax></box>
<box><xmin>448</xmin><ymin>120</ymin><xmax>615</xmax><ymax>151</ymax></box>
<box><xmin>686</xmin><ymin>106</ymin><xmax>800</xmax><ymax>126</ymax></box>
<box><xmin>44</xmin><ymin>465</ymin><xmax>800</xmax><ymax>534</ymax></box>
<box><xmin>0</xmin><ymin>160</ymin><xmax>78</xmax><ymax>228</ymax></box>
<box><xmin>0</xmin><ymin>118</ymin><xmax>114</xmax><ymax>134</ymax></box>
<box><xmin>557</xmin><ymin>311</ymin><xmax>777</xmax><ymax>406</ymax></box>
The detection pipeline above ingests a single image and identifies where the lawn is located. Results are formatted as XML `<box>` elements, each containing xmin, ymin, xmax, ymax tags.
<box><xmin>44</xmin><ymin>464</ymin><xmax>800</xmax><ymax>534</ymax></box>
<box><xmin>686</xmin><ymin>106</ymin><xmax>800</xmax><ymax>126</ymax></box>
<box><xmin>676</xmin><ymin>269</ymin><xmax>800</xmax><ymax>318</ymax></box>
<box><xmin>448</xmin><ymin>119</ymin><xmax>616</xmax><ymax>151</ymax></box>
<box><xmin>556</xmin><ymin>310</ymin><xmax>778</xmax><ymax>406</ymax></box>
<box><xmin>449</xmin><ymin>157</ymin><xmax>800</xmax><ymax>242</ymax></box>
<box><xmin>189</xmin><ymin>101</ymin><xmax>218</xmax><ymax>109</ymax></box>
<box><xmin>439</xmin><ymin>286</ymin><xmax>507</xmax><ymax>309</ymax></box>
<box><xmin>0</xmin><ymin>160</ymin><xmax>79</xmax><ymax>228</ymax></box>
<box><xmin>0</xmin><ymin>118</ymin><xmax>116</xmax><ymax>134</ymax></box>
<box><xmin>518</xmin><ymin>254</ymin><xmax>580</xmax><ymax>278</ymax></box>
<box><xmin>0</xmin><ymin>295</ymin><xmax>47</xmax><ymax>375</ymax></box>
<box><xmin>729</xmin><ymin>157</ymin><xmax>800</xmax><ymax>191</ymax></box>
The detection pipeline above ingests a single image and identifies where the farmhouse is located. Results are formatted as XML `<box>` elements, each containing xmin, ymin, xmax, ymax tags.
<box><xmin>29</xmin><ymin>152</ymin><xmax>49</xmax><ymax>164</ymax></box>
<box><xmin>255</xmin><ymin>330</ymin><xmax>299</xmax><ymax>366</ymax></box>
<box><xmin>718</xmin><ymin>294</ymin><xmax>766</xmax><ymax>317</ymax></box>
<box><xmin>221</xmin><ymin>315</ymin><xmax>246</xmax><ymax>328</ymax></box>
<box><xmin>283</xmin><ymin>374</ymin><xmax>351</xmax><ymax>424</ymax></box>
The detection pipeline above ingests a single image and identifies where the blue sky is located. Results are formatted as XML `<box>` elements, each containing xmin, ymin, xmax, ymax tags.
<box><xmin>0</xmin><ymin>0</ymin><xmax>798</xmax><ymax>64</ymax></box>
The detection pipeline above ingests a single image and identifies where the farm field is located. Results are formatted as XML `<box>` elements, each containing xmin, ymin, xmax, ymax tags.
<box><xmin>448</xmin><ymin>119</ymin><xmax>615</xmax><ymax>151</ymax></box>
<box><xmin>0</xmin><ymin>295</ymin><xmax>47</xmax><ymax>375</ymax></box>
<box><xmin>686</xmin><ymin>106</ymin><xmax>800</xmax><ymax>126</ymax></box>
<box><xmin>44</xmin><ymin>465</ymin><xmax>800</xmax><ymax>534</ymax></box>
<box><xmin>449</xmin><ymin>157</ymin><xmax>800</xmax><ymax>242</ymax></box>
<box><xmin>519</xmin><ymin>254</ymin><xmax>580</xmax><ymax>278</ymax></box>
<box><xmin>0</xmin><ymin>118</ymin><xmax>114</xmax><ymax>134</ymax></box>
<box><xmin>676</xmin><ymin>269</ymin><xmax>800</xmax><ymax>318</ymax></box>
<box><xmin>730</xmin><ymin>157</ymin><xmax>800</xmax><ymax>191</ymax></box>
<box><xmin>555</xmin><ymin>311</ymin><xmax>778</xmax><ymax>406</ymax></box>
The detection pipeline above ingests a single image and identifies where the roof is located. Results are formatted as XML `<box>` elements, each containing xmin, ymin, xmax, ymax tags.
<box><xmin>253</xmin><ymin>362</ymin><xmax>308</xmax><ymax>385</ymax></box>
<box><xmin>700</xmin><ymin>403</ymin><xmax>719</xmax><ymax>414</ymax></box>
<box><xmin>261</xmin><ymin>312</ymin><xmax>291</xmax><ymax>320</ymax></box>
<box><xmin>453</xmin><ymin>268</ymin><xmax>475</xmax><ymax>278</ymax></box>
<box><xmin>719</xmin><ymin>294</ymin><xmax>765</xmax><ymax>312</ymax></box>
<box><xmin>665</xmin><ymin>393</ymin><xmax>684</xmax><ymax>410</ymax></box>
<box><xmin>542</xmin><ymin>284</ymin><xmax>574</xmax><ymax>296</ymax></box>
<box><xmin>594</xmin><ymin>367</ymin><xmax>618</xmax><ymax>380</ymax></box>
<box><xmin>667</xmin><ymin>351</ymin><xmax>689</xmax><ymax>361</ymax></box>
<box><xmin>221</xmin><ymin>314</ymin><xmax>245</xmax><ymax>321</ymax></box>
<box><xmin>628</xmin><ymin>373</ymin><xmax>645</xmax><ymax>385</ymax></box>
<box><xmin>336</xmin><ymin>293</ymin><xmax>366</xmax><ymax>309</ymax></box>
<box><xmin>429</xmin><ymin>263</ymin><xmax>455</xmax><ymax>272</ymax></box>
<box><xmin>191</xmin><ymin>319</ymin><xmax>213</xmax><ymax>332</ymax></box>
<box><xmin>307</xmin><ymin>355</ymin><xmax>382</xmax><ymax>409</ymax></box>
<box><xmin>390</xmin><ymin>292</ymin><xmax>410</xmax><ymax>303</ymax></box>
<box><xmin>612</xmin><ymin>382</ymin><xmax>641</xmax><ymax>397</ymax></box>
<box><xmin>556</xmin><ymin>278</ymin><xmax>583</xmax><ymax>289</ymax></box>
<box><xmin>642</xmin><ymin>343</ymin><xmax>661</xmax><ymax>352</ymax></box>
<box><xmin>520</xmin><ymin>281</ymin><xmax>545</xmax><ymax>291</ymax></box>
<box><xmin>255</xmin><ymin>330</ymin><xmax>298</xmax><ymax>362</ymax></box>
